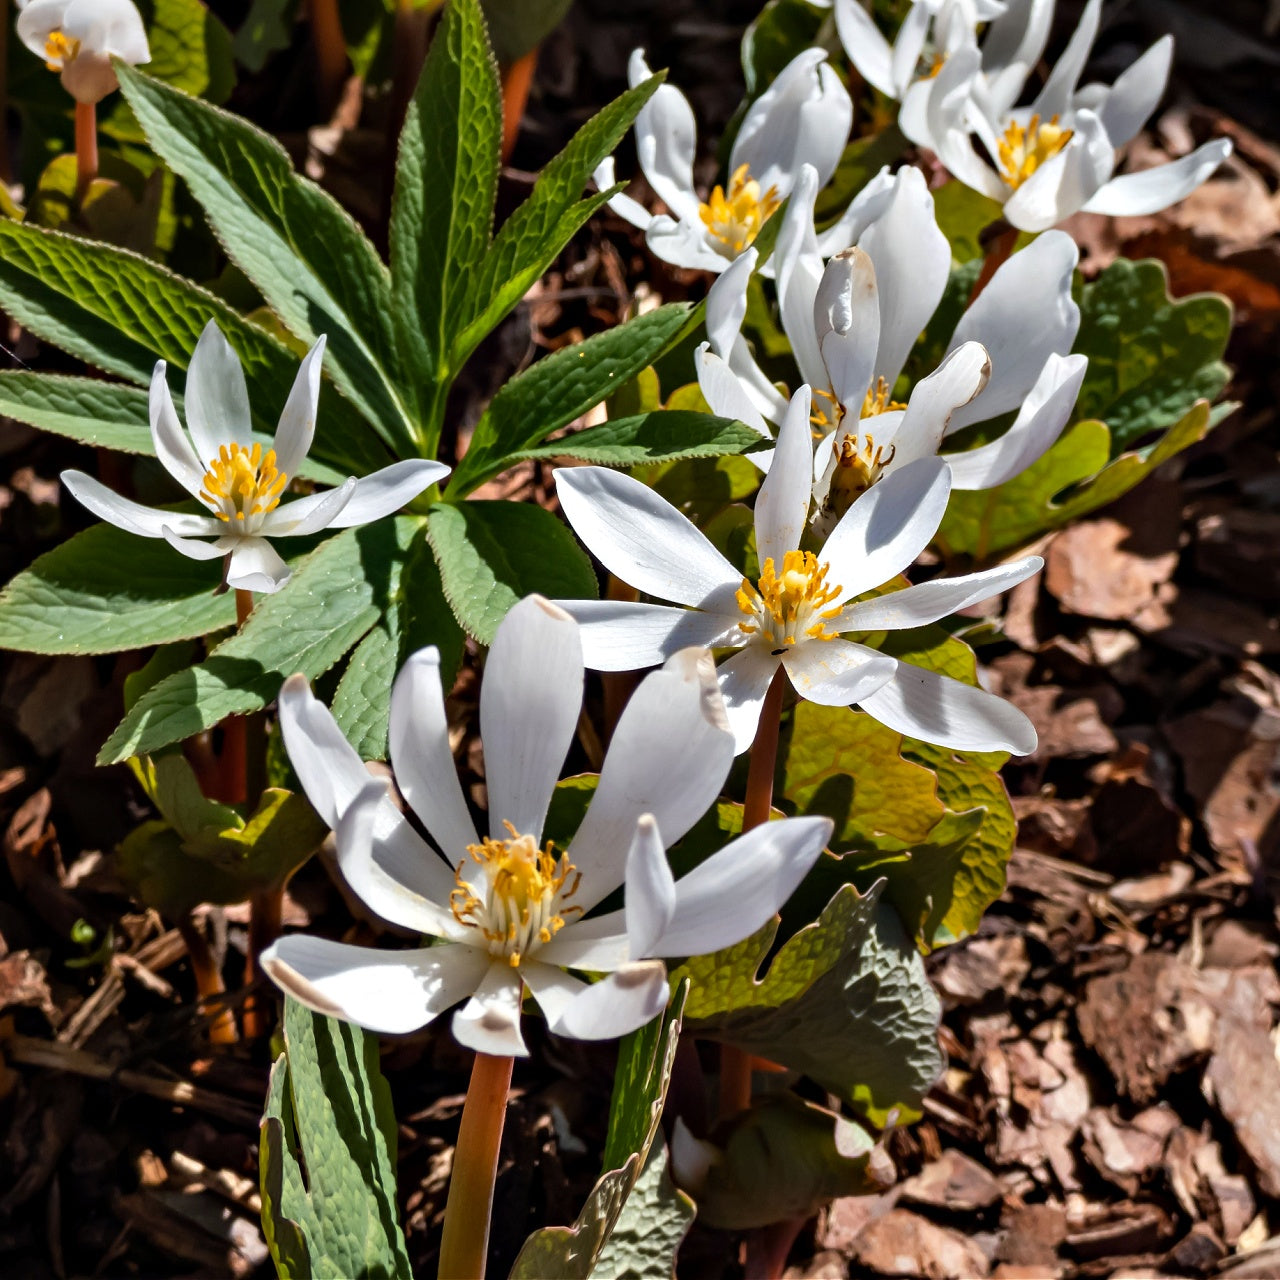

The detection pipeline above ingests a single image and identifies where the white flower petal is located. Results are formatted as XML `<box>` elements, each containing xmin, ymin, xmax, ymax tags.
<box><xmin>534</xmin><ymin>914</ymin><xmax>630</xmax><ymax>971</ymax></box>
<box><xmin>781</xmin><ymin>638</ymin><xmax>896</xmax><ymax>707</ymax></box>
<box><xmin>536</xmin><ymin>960</ymin><xmax>670</xmax><ymax>1041</ymax></box>
<box><xmin>593</xmin><ymin>156</ymin><xmax>655</xmax><ymax>230</ymax></box>
<box><xmin>184</xmin><ymin>321</ymin><xmax>253</xmax><ymax>460</ymax></box>
<box><xmin>570</xmin><ymin>647</ymin><xmax>735</xmax><ymax>910</ymax></box>
<box><xmin>982</xmin><ymin>0</ymin><xmax>1052</xmax><ymax>79</ymax></box>
<box><xmin>887</xmin><ymin>341</ymin><xmax>991</xmax><ymax>473</ymax></box>
<box><xmin>837</xmin><ymin>556</ymin><xmax>1043</xmax><ymax>631</ymax></box>
<box><xmin>888</xmin><ymin>0</ymin><xmax>933</xmax><ymax>97</ymax></box>
<box><xmin>833</xmin><ymin>0</ymin><xmax>897</xmax><ymax>97</ymax></box>
<box><xmin>648</xmin><ymin>816</ymin><xmax>832</xmax><ymax>957</ymax></box>
<box><xmin>226</xmin><ymin>536</ymin><xmax>291</xmax><ymax>593</ymax></box>
<box><xmin>815</xmin><ymin>247</ymin><xmax>880</xmax><ymax>412</ymax></box>
<box><xmin>148</xmin><ymin>361</ymin><xmax>205</xmax><ymax>497</ymax></box>
<box><xmin>61</xmin><ymin>469</ymin><xmax>221</xmax><ymax>538</ymax></box>
<box><xmin>63</xmin><ymin>0</ymin><xmax>150</xmax><ymax>62</ymax></box>
<box><xmin>774</xmin><ymin>165</ymin><xmax>828</xmax><ymax>390</ymax></box>
<box><xmin>623</xmin><ymin>815</ymin><xmax>677</xmax><ymax>960</ymax></box>
<box><xmin>629</xmin><ymin>50</ymin><xmax>701</xmax><ymax>223</ymax></box>
<box><xmin>929</xmin><ymin>48</ymin><xmax>1007</xmax><ymax>201</ymax></box>
<box><xmin>554</xmin><ymin>598</ymin><xmax>741</xmax><ymax>672</ymax></box>
<box><xmin>755</xmin><ymin>385</ymin><xmax>814</xmax><ymax>568</ymax></box>
<box><xmin>258</xmin><ymin>479</ymin><xmax>356</xmax><ymax>537</ymax></box>
<box><xmin>787</xmin><ymin>62</ymin><xmax>854</xmax><ymax>190</ymax></box>
<box><xmin>160</xmin><ymin>526</ymin><xmax>226</xmax><ymax>562</ymax></box>
<box><xmin>261</xmin><ymin>934</ymin><xmax>488</xmax><ymax>1036</ymax></box>
<box><xmin>860</xmin><ymin>662</ymin><xmax>1037</xmax><ymax>754</ymax></box>
<box><xmin>271</xmin><ymin>336</ymin><xmax>326</xmax><ymax>481</ymax></box>
<box><xmin>480</xmin><ymin>596</ymin><xmax>582</xmax><ymax>843</ymax></box>
<box><xmin>325</xmin><ymin>459</ymin><xmax>448</xmax><ymax>528</ymax></box>
<box><xmin>694</xmin><ymin>345</ymin><xmax>771</xmax><ymax>442</ymax></box>
<box><xmin>1031</xmin><ymin>0</ymin><xmax>1100</xmax><ymax>117</ymax></box>
<box><xmin>389</xmin><ymin>646</ymin><xmax>480</xmax><ymax>857</ymax></box>
<box><xmin>1081</xmin><ymin>139</ymin><xmax>1233</xmax><ymax>217</ymax></box>
<box><xmin>450</xmin><ymin>962</ymin><xmax>528</xmax><ymax>1056</ymax></box>
<box><xmin>718</xmin><ymin>644</ymin><xmax>781</xmax><ymax>754</ymax></box>
<box><xmin>705</xmin><ymin>247</ymin><xmax>757</xmax><ymax>359</ymax></box>
<box><xmin>645</xmin><ymin>214</ymin><xmax>733</xmax><ymax>272</ymax></box>
<box><xmin>858</xmin><ymin>167</ymin><xmax>950</xmax><ymax>388</ymax></box>
<box><xmin>813</xmin><ymin>165</ymin><xmax>896</xmax><ymax>257</ymax></box>
<box><xmin>946</xmin><ymin>230</ymin><xmax>1079</xmax><ymax>430</ymax></box>
<box><xmin>1095</xmin><ymin>36</ymin><xmax>1171</xmax><ymax>147</ymax></box>
<box><xmin>944</xmin><ymin>351</ymin><xmax>1086</xmax><ymax>489</ymax></box>
<box><xmin>822</xmin><ymin>456</ymin><xmax>951</xmax><ymax>604</ymax></box>
<box><xmin>519</xmin><ymin>962</ymin><xmax>587</xmax><ymax>1025</ymax></box>
<box><xmin>554</xmin><ymin>466</ymin><xmax>739</xmax><ymax>608</ymax></box>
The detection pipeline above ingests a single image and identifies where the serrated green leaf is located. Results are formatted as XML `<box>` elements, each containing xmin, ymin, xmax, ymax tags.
<box><xmin>425</xmin><ymin>500</ymin><xmax>598</xmax><ymax>644</ymax></box>
<box><xmin>588</xmin><ymin>1143</ymin><xmax>694</xmax><ymax>1280</ymax></box>
<box><xmin>510</xmin><ymin>983</ymin><xmax>687</xmax><ymax>1279</ymax></box>
<box><xmin>115</xmin><ymin>63</ymin><xmax>414</xmax><ymax>454</ymax></box>
<box><xmin>1073</xmin><ymin>257</ymin><xmax>1232</xmax><ymax>455</ymax></box>
<box><xmin>510</xmin><ymin>410</ymin><xmax>764</xmax><ymax>469</ymax></box>
<box><xmin>936</xmin><ymin>399</ymin><xmax>1220</xmax><ymax>562</ymax></box>
<box><xmin>331</xmin><ymin>527</ymin><xmax>463</xmax><ymax>760</ymax></box>
<box><xmin>0</xmin><ymin>372</ymin><xmax>346</xmax><ymax>484</ymax></box>
<box><xmin>98</xmin><ymin>520</ymin><xmax>423</xmax><ymax>763</ymax></box>
<box><xmin>390</xmin><ymin>0</ymin><xmax>500</xmax><ymax>430</ymax></box>
<box><xmin>448</xmin><ymin>303</ymin><xmax>696</xmax><ymax>496</ymax></box>
<box><xmin>260</xmin><ymin>997</ymin><xmax>411</xmax><ymax>1280</ymax></box>
<box><xmin>0</xmin><ymin>523</ymin><xmax>236</xmax><ymax>654</ymax></box>
<box><xmin>674</xmin><ymin>882</ymin><xmax>942</xmax><ymax>1124</ymax></box>
<box><xmin>0</xmin><ymin>218</ymin><xmax>385</xmax><ymax>476</ymax></box>
<box><xmin>452</xmin><ymin>75</ymin><xmax>662</xmax><ymax>368</ymax></box>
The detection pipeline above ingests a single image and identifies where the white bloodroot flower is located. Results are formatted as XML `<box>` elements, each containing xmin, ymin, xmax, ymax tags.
<box><xmin>555</xmin><ymin>387</ymin><xmax>1041</xmax><ymax>755</ymax></box>
<box><xmin>61</xmin><ymin>321</ymin><xmax>448</xmax><ymax>593</ymax></box>
<box><xmin>697</xmin><ymin>164</ymin><xmax>1087</xmax><ymax>527</ymax></box>
<box><xmin>262</xmin><ymin>596</ymin><xmax>834</xmax><ymax>1054</ymax></box>
<box><xmin>595</xmin><ymin>48</ymin><xmax>852</xmax><ymax>272</ymax></box>
<box><xmin>17</xmin><ymin>0</ymin><xmax>150</xmax><ymax>104</ymax></box>
<box><xmin>919</xmin><ymin>0</ymin><xmax>1231</xmax><ymax>231</ymax></box>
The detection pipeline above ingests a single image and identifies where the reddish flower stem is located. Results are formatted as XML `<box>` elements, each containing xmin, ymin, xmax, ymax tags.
<box><xmin>74</xmin><ymin>100</ymin><xmax>96</xmax><ymax>201</ymax></box>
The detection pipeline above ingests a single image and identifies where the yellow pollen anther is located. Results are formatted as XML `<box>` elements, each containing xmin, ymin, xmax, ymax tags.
<box><xmin>810</xmin><ymin>386</ymin><xmax>846</xmax><ymax>434</ymax></box>
<box><xmin>997</xmin><ymin>114</ymin><xmax>1073</xmax><ymax>190</ymax></box>
<box><xmin>860</xmin><ymin>376</ymin><xmax>906</xmax><ymax>420</ymax></box>
<box><xmin>450</xmin><ymin>821</ymin><xmax>581</xmax><ymax>966</ymax></box>
<box><xmin>737</xmin><ymin>551</ymin><xmax>843</xmax><ymax>652</ymax></box>
<box><xmin>199</xmin><ymin>442</ymin><xmax>288</xmax><ymax>525</ymax></box>
<box><xmin>44</xmin><ymin>30</ymin><xmax>80</xmax><ymax>70</ymax></box>
<box><xmin>699</xmin><ymin>164</ymin><xmax>782</xmax><ymax>255</ymax></box>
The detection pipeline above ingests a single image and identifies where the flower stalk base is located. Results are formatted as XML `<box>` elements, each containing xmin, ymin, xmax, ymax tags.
<box><xmin>73</xmin><ymin>99</ymin><xmax>96</xmax><ymax>200</ymax></box>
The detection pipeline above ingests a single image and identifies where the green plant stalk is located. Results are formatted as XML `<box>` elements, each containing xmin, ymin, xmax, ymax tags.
<box><xmin>439</xmin><ymin>1050</ymin><xmax>515</xmax><ymax>1279</ymax></box>
<box><xmin>719</xmin><ymin>666</ymin><xmax>786</xmax><ymax>1118</ymax></box>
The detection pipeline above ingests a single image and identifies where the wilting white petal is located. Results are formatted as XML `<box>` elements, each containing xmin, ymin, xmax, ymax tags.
<box><xmin>184</xmin><ymin>321</ymin><xmax>253</xmax><ymax>460</ymax></box>
<box><xmin>149</xmin><ymin>361</ymin><xmax>205</xmax><ymax>498</ymax></box>
<box><xmin>837</xmin><ymin>556</ymin><xmax>1043</xmax><ymax>631</ymax></box>
<box><xmin>555</xmin><ymin>467</ymin><xmax>739</xmax><ymax>608</ymax></box>
<box><xmin>822</xmin><ymin>457</ymin><xmax>951</xmax><ymax>605</ymax></box>
<box><xmin>61</xmin><ymin>470</ymin><xmax>220</xmax><ymax>539</ymax></box>
<box><xmin>623</xmin><ymin>816</ymin><xmax>677</xmax><ymax>960</ymax></box>
<box><xmin>755</xmin><ymin>386</ymin><xmax>814</xmax><ymax>568</ymax></box>
<box><xmin>261</xmin><ymin>934</ymin><xmax>488</xmax><ymax>1036</ymax></box>
<box><xmin>782</xmin><ymin>639</ymin><xmax>896</xmax><ymax>707</ymax></box>
<box><xmin>647</xmin><ymin>816</ymin><xmax>832</xmax><ymax>956</ymax></box>
<box><xmin>226</xmin><ymin>536</ymin><xmax>291</xmax><ymax>593</ymax></box>
<box><xmin>481</xmin><ymin>596</ymin><xmax>581</xmax><ymax>844</ymax></box>
<box><xmin>271</xmin><ymin>336</ymin><xmax>326</xmax><ymax>481</ymax></box>
<box><xmin>860</xmin><ymin>662</ymin><xmax>1037</xmax><ymax>754</ymax></box>
<box><xmin>945</xmin><ymin>352</ymin><xmax>1086</xmax><ymax>489</ymax></box>
<box><xmin>1081</xmin><ymin>139</ymin><xmax>1233</xmax><ymax>217</ymax></box>
<box><xmin>451</xmin><ymin>962</ymin><xmax>528</xmax><ymax>1056</ymax></box>
<box><xmin>389</xmin><ymin>646</ymin><xmax>480</xmax><ymax>856</ymax></box>
<box><xmin>570</xmin><ymin>647</ymin><xmax>735</xmax><ymax>909</ymax></box>
<box><xmin>325</xmin><ymin>459</ymin><xmax>448</xmax><ymax>528</ymax></box>
<box><xmin>555</xmin><ymin>598</ymin><xmax>741</xmax><ymax>672</ymax></box>
<box><xmin>258</xmin><ymin>479</ymin><xmax>356</xmax><ymax>537</ymax></box>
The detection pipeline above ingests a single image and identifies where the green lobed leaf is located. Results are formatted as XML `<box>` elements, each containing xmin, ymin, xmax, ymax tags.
<box><xmin>510</xmin><ymin>982</ymin><xmax>687</xmax><ymax>1279</ymax></box>
<box><xmin>330</xmin><ymin>527</ymin><xmax>463</xmax><ymax>760</ymax></box>
<box><xmin>936</xmin><ymin>400</ymin><xmax>1220</xmax><ymax>562</ymax></box>
<box><xmin>675</xmin><ymin>882</ymin><xmax>943</xmax><ymax>1124</ymax></box>
<box><xmin>509</xmin><ymin>410</ymin><xmax>765</xmax><ymax>468</ymax></box>
<box><xmin>588</xmin><ymin>1143</ymin><xmax>694</xmax><ymax>1280</ymax></box>
<box><xmin>115</xmin><ymin>62</ymin><xmax>414</xmax><ymax>454</ymax></box>
<box><xmin>97</xmin><ymin>520</ymin><xmax>424</xmax><ymax>763</ymax></box>
<box><xmin>1072</xmin><ymin>256</ymin><xmax>1233</xmax><ymax>455</ymax></box>
<box><xmin>260</xmin><ymin>996</ymin><xmax>411</xmax><ymax>1280</ymax></box>
<box><xmin>0</xmin><ymin>523</ymin><xmax>235</xmax><ymax>654</ymax></box>
<box><xmin>0</xmin><ymin>217</ymin><xmax>387</xmax><ymax>476</ymax></box>
<box><xmin>932</xmin><ymin>181</ymin><xmax>1006</xmax><ymax>263</ymax></box>
<box><xmin>452</xmin><ymin>74</ymin><xmax>662</xmax><ymax>367</ymax></box>
<box><xmin>389</xmin><ymin>0</ymin><xmax>500</xmax><ymax>426</ymax></box>
<box><xmin>449</xmin><ymin>303</ymin><xmax>698</xmax><ymax>496</ymax></box>
<box><xmin>425</xmin><ymin>500</ymin><xmax>598</xmax><ymax>644</ymax></box>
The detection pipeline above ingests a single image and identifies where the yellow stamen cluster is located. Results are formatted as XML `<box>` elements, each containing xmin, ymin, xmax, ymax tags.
<box><xmin>44</xmin><ymin>30</ymin><xmax>80</xmax><ymax>70</ymax></box>
<box><xmin>737</xmin><ymin>551</ymin><xmax>842</xmax><ymax>654</ymax></box>
<box><xmin>822</xmin><ymin>434</ymin><xmax>897</xmax><ymax>523</ymax></box>
<box><xmin>200</xmin><ymin>443</ymin><xmax>288</xmax><ymax>525</ymax></box>
<box><xmin>860</xmin><ymin>376</ymin><xmax>907</xmax><ymax>419</ymax></box>
<box><xmin>810</xmin><ymin>387</ymin><xmax>846</xmax><ymax>435</ymax></box>
<box><xmin>997</xmin><ymin>114</ymin><xmax>1073</xmax><ymax>190</ymax></box>
<box><xmin>450</xmin><ymin>821</ymin><xmax>582</xmax><ymax>967</ymax></box>
<box><xmin>699</xmin><ymin>164</ymin><xmax>782</xmax><ymax>255</ymax></box>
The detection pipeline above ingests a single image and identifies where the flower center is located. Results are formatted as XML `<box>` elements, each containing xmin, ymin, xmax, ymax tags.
<box><xmin>699</xmin><ymin>164</ymin><xmax>782</xmax><ymax>256</ymax></box>
<box><xmin>861</xmin><ymin>376</ymin><xmax>907</xmax><ymax>419</ymax></box>
<box><xmin>737</xmin><ymin>551</ymin><xmax>842</xmax><ymax>653</ymax></box>
<box><xmin>199</xmin><ymin>442</ymin><xmax>288</xmax><ymax>526</ymax></box>
<box><xmin>450</xmin><ymin>822</ymin><xmax>582</xmax><ymax>967</ymax></box>
<box><xmin>44</xmin><ymin>30</ymin><xmax>80</xmax><ymax>70</ymax></box>
<box><xmin>821</xmin><ymin>434</ymin><xmax>898</xmax><ymax>526</ymax></box>
<box><xmin>810</xmin><ymin>387</ymin><xmax>846</xmax><ymax>435</ymax></box>
<box><xmin>997</xmin><ymin>114</ymin><xmax>1073</xmax><ymax>190</ymax></box>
